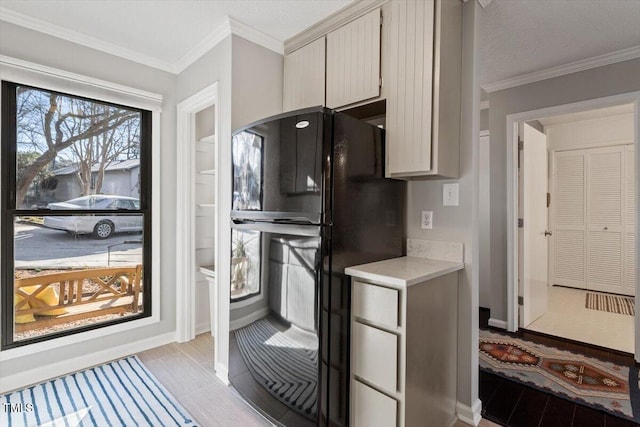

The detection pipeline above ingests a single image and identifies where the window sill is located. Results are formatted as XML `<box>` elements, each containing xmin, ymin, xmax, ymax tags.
<box><xmin>0</xmin><ymin>314</ymin><xmax>159</xmax><ymax>362</ymax></box>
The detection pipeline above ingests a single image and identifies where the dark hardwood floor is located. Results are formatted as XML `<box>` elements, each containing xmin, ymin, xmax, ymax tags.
<box><xmin>479</xmin><ymin>309</ymin><xmax>639</xmax><ymax>427</ymax></box>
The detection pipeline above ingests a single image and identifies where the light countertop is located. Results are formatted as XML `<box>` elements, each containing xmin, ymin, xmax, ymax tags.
<box><xmin>345</xmin><ymin>256</ymin><xmax>463</xmax><ymax>288</ymax></box>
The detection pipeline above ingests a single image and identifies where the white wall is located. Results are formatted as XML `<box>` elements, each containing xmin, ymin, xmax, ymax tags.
<box><xmin>406</xmin><ymin>0</ymin><xmax>480</xmax><ymax>416</ymax></box>
<box><xmin>487</xmin><ymin>58</ymin><xmax>640</xmax><ymax>322</ymax></box>
<box><xmin>0</xmin><ymin>22</ymin><xmax>178</xmax><ymax>388</ymax></box>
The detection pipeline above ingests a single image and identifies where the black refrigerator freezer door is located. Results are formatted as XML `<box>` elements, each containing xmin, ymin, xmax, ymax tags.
<box><xmin>232</xmin><ymin>109</ymin><xmax>330</xmax><ymax>219</ymax></box>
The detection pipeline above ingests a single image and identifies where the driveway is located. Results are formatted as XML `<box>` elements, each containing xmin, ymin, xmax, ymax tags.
<box><xmin>14</xmin><ymin>223</ymin><xmax>143</xmax><ymax>268</ymax></box>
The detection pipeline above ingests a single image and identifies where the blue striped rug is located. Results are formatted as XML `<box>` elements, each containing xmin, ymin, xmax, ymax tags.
<box><xmin>1</xmin><ymin>356</ymin><xmax>197</xmax><ymax>427</ymax></box>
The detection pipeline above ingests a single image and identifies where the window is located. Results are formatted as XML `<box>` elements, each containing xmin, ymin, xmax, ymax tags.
<box><xmin>1</xmin><ymin>81</ymin><xmax>152</xmax><ymax>349</ymax></box>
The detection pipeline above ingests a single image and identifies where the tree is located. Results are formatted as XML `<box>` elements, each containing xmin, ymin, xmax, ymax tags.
<box><xmin>15</xmin><ymin>87</ymin><xmax>139</xmax><ymax>207</ymax></box>
<box><xmin>68</xmin><ymin>102</ymin><xmax>141</xmax><ymax>196</ymax></box>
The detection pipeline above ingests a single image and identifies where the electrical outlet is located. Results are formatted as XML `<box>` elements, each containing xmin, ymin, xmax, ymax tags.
<box><xmin>421</xmin><ymin>211</ymin><xmax>433</xmax><ymax>229</ymax></box>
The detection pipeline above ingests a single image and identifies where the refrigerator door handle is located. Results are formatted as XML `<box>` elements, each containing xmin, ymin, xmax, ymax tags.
<box><xmin>230</xmin><ymin>220</ymin><xmax>322</xmax><ymax>237</ymax></box>
<box><xmin>230</xmin><ymin>210</ymin><xmax>322</xmax><ymax>225</ymax></box>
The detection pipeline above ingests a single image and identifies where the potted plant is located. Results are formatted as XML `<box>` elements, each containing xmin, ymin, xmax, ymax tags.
<box><xmin>231</xmin><ymin>234</ymin><xmax>248</xmax><ymax>293</ymax></box>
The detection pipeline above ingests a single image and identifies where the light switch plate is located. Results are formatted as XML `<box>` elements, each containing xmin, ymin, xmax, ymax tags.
<box><xmin>443</xmin><ymin>183</ymin><xmax>459</xmax><ymax>206</ymax></box>
<box><xmin>421</xmin><ymin>211</ymin><xmax>433</xmax><ymax>229</ymax></box>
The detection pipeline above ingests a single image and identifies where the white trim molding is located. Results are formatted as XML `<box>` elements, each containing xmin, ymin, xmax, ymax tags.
<box><xmin>0</xmin><ymin>7</ymin><xmax>174</xmax><ymax>73</ymax></box>
<box><xmin>172</xmin><ymin>16</ymin><xmax>283</xmax><ymax>74</ymax></box>
<box><xmin>0</xmin><ymin>55</ymin><xmax>163</xmax><ymax>111</ymax></box>
<box><xmin>483</xmin><ymin>45</ymin><xmax>640</xmax><ymax>93</ymax></box>
<box><xmin>176</xmin><ymin>82</ymin><xmax>218</xmax><ymax>346</ymax></box>
<box><xmin>488</xmin><ymin>318</ymin><xmax>508</xmax><ymax>330</ymax></box>
<box><xmin>456</xmin><ymin>399</ymin><xmax>483</xmax><ymax>426</ymax></box>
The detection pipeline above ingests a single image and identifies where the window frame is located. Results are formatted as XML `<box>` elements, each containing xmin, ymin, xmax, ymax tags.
<box><xmin>1</xmin><ymin>80</ymin><xmax>153</xmax><ymax>350</ymax></box>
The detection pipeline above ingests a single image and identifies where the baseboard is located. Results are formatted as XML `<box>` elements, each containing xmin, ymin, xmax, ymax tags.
<box><xmin>215</xmin><ymin>362</ymin><xmax>230</xmax><ymax>385</ymax></box>
<box><xmin>488</xmin><ymin>318</ymin><xmax>508</xmax><ymax>330</ymax></box>
<box><xmin>456</xmin><ymin>399</ymin><xmax>482</xmax><ymax>426</ymax></box>
<box><xmin>229</xmin><ymin>307</ymin><xmax>270</xmax><ymax>331</ymax></box>
<box><xmin>195</xmin><ymin>321</ymin><xmax>211</xmax><ymax>335</ymax></box>
<box><xmin>0</xmin><ymin>332</ymin><xmax>175</xmax><ymax>394</ymax></box>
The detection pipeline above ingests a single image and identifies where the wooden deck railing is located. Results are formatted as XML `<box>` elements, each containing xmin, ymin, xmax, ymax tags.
<box><xmin>14</xmin><ymin>265</ymin><xmax>142</xmax><ymax>332</ymax></box>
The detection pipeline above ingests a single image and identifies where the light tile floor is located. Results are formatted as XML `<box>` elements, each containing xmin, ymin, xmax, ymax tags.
<box><xmin>138</xmin><ymin>334</ymin><xmax>272</xmax><ymax>427</ymax></box>
<box><xmin>139</xmin><ymin>333</ymin><xmax>499</xmax><ymax>427</ymax></box>
<box><xmin>526</xmin><ymin>286</ymin><xmax>634</xmax><ymax>353</ymax></box>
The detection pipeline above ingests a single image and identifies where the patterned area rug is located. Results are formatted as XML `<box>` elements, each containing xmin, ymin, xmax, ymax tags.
<box><xmin>235</xmin><ymin>318</ymin><xmax>318</xmax><ymax>419</ymax></box>
<box><xmin>480</xmin><ymin>330</ymin><xmax>640</xmax><ymax>422</ymax></box>
<box><xmin>1</xmin><ymin>356</ymin><xmax>197</xmax><ymax>426</ymax></box>
<box><xmin>586</xmin><ymin>292</ymin><xmax>635</xmax><ymax>316</ymax></box>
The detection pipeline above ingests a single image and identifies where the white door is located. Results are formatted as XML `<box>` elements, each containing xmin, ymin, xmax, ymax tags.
<box><xmin>552</xmin><ymin>150</ymin><xmax>587</xmax><ymax>289</ymax></box>
<box><xmin>625</xmin><ymin>145</ymin><xmax>636</xmax><ymax>296</ymax></box>
<box><xmin>522</xmin><ymin>123</ymin><xmax>549</xmax><ymax>327</ymax></box>
<box><xmin>586</xmin><ymin>146</ymin><xmax>625</xmax><ymax>294</ymax></box>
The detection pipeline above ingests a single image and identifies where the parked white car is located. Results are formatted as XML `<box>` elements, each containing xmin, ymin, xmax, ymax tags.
<box><xmin>43</xmin><ymin>195</ymin><xmax>142</xmax><ymax>239</ymax></box>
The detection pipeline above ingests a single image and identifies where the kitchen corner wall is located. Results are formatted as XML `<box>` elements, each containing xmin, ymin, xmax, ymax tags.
<box><xmin>406</xmin><ymin>0</ymin><xmax>480</xmax><ymax>414</ymax></box>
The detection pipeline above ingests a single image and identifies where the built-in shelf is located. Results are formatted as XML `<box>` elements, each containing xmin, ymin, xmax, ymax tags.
<box><xmin>199</xmin><ymin>264</ymin><xmax>216</xmax><ymax>278</ymax></box>
<box><xmin>198</xmin><ymin>203</ymin><xmax>216</xmax><ymax>208</ymax></box>
<box><xmin>199</xmin><ymin>169</ymin><xmax>216</xmax><ymax>175</ymax></box>
<box><xmin>199</xmin><ymin>134</ymin><xmax>215</xmax><ymax>144</ymax></box>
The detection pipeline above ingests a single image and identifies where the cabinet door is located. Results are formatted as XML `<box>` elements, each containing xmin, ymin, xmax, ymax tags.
<box><xmin>586</xmin><ymin>146</ymin><xmax>624</xmax><ymax>294</ymax></box>
<box><xmin>283</xmin><ymin>37</ymin><xmax>326</xmax><ymax>112</ymax></box>
<box><xmin>385</xmin><ymin>0</ymin><xmax>435</xmax><ymax>176</ymax></box>
<box><xmin>352</xmin><ymin>380</ymin><xmax>397</xmax><ymax>427</ymax></box>
<box><xmin>553</xmin><ymin>151</ymin><xmax>587</xmax><ymax>288</ymax></box>
<box><xmin>326</xmin><ymin>8</ymin><xmax>381</xmax><ymax>108</ymax></box>
<box><xmin>624</xmin><ymin>145</ymin><xmax>636</xmax><ymax>296</ymax></box>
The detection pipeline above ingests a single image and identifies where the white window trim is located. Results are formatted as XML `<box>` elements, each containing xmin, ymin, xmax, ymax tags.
<box><xmin>0</xmin><ymin>56</ymin><xmax>163</xmax><ymax>361</ymax></box>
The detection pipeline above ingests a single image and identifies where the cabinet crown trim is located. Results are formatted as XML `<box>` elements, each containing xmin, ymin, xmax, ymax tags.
<box><xmin>284</xmin><ymin>0</ymin><xmax>387</xmax><ymax>54</ymax></box>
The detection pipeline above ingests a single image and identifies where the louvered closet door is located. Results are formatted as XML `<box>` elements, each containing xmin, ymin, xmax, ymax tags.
<box><xmin>624</xmin><ymin>145</ymin><xmax>636</xmax><ymax>296</ymax></box>
<box><xmin>553</xmin><ymin>151</ymin><xmax>587</xmax><ymax>288</ymax></box>
<box><xmin>587</xmin><ymin>146</ymin><xmax>624</xmax><ymax>294</ymax></box>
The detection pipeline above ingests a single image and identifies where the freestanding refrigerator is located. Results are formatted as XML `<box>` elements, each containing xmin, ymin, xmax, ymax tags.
<box><xmin>228</xmin><ymin>107</ymin><xmax>405</xmax><ymax>427</ymax></box>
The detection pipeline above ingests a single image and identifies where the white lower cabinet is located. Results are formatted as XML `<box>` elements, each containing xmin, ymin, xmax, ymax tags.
<box><xmin>353</xmin><ymin>380</ymin><xmax>398</xmax><ymax>427</ymax></box>
<box><xmin>349</xmin><ymin>274</ymin><xmax>458</xmax><ymax>427</ymax></box>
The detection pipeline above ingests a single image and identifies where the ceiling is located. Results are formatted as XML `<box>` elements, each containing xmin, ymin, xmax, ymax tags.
<box><xmin>479</xmin><ymin>0</ymin><xmax>640</xmax><ymax>88</ymax></box>
<box><xmin>0</xmin><ymin>0</ymin><xmax>639</xmax><ymax>83</ymax></box>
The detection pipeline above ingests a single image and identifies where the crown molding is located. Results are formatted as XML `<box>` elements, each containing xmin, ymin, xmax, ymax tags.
<box><xmin>172</xmin><ymin>16</ymin><xmax>284</xmax><ymax>74</ymax></box>
<box><xmin>0</xmin><ymin>6</ymin><xmax>175</xmax><ymax>73</ymax></box>
<box><xmin>228</xmin><ymin>17</ymin><xmax>284</xmax><ymax>55</ymax></box>
<box><xmin>284</xmin><ymin>0</ymin><xmax>387</xmax><ymax>54</ymax></box>
<box><xmin>171</xmin><ymin>18</ymin><xmax>233</xmax><ymax>74</ymax></box>
<box><xmin>1</xmin><ymin>8</ymin><xmax>284</xmax><ymax>75</ymax></box>
<box><xmin>482</xmin><ymin>45</ymin><xmax>640</xmax><ymax>93</ymax></box>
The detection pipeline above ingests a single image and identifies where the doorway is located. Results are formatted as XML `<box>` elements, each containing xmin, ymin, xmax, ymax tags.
<box><xmin>175</xmin><ymin>83</ymin><xmax>221</xmax><ymax>375</ymax></box>
<box><xmin>507</xmin><ymin>94</ymin><xmax>639</xmax><ymax>358</ymax></box>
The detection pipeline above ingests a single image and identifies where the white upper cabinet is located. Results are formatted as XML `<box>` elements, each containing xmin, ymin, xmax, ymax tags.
<box><xmin>385</xmin><ymin>0</ymin><xmax>462</xmax><ymax>179</ymax></box>
<box><xmin>283</xmin><ymin>37</ymin><xmax>326</xmax><ymax>112</ymax></box>
<box><xmin>326</xmin><ymin>8</ymin><xmax>382</xmax><ymax>108</ymax></box>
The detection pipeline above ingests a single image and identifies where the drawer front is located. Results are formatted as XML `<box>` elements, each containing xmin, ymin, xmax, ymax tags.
<box><xmin>352</xmin><ymin>322</ymin><xmax>398</xmax><ymax>392</ymax></box>
<box><xmin>353</xmin><ymin>380</ymin><xmax>397</xmax><ymax>427</ymax></box>
<box><xmin>352</xmin><ymin>280</ymin><xmax>399</xmax><ymax>328</ymax></box>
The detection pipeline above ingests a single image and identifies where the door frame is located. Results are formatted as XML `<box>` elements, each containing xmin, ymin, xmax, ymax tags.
<box><xmin>175</xmin><ymin>83</ymin><xmax>219</xmax><ymax>347</ymax></box>
<box><xmin>505</xmin><ymin>91</ymin><xmax>640</xmax><ymax>360</ymax></box>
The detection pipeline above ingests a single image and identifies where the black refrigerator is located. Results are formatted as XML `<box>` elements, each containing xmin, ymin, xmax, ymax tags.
<box><xmin>228</xmin><ymin>107</ymin><xmax>405</xmax><ymax>427</ymax></box>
